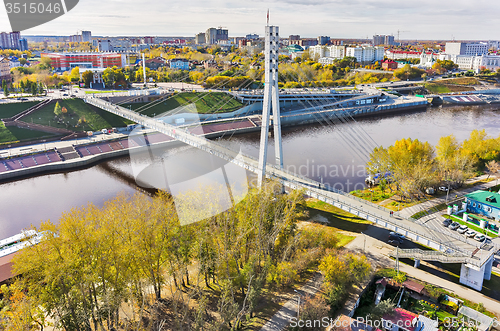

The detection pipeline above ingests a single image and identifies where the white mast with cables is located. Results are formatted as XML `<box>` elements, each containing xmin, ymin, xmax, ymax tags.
<box><xmin>257</xmin><ymin>14</ymin><xmax>284</xmax><ymax>188</ymax></box>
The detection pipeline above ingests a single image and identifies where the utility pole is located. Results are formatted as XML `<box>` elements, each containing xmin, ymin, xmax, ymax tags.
<box><xmin>142</xmin><ymin>53</ymin><xmax>147</xmax><ymax>87</ymax></box>
<box><xmin>396</xmin><ymin>246</ymin><xmax>400</xmax><ymax>275</ymax></box>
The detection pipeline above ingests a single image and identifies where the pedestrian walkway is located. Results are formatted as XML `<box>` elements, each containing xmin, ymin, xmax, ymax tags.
<box><xmin>346</xmin><ymin>227</ymin><xmax>500</xmax><ymax>316</ymax></box>
<box><xmin>259</xmin><ymin>273</ymin><xmax>323</xmax><ymax>331</ymax></box>
<box><xmin>398</xmin><ymin>175</ymin><xmax>499</xmax><ymax>219</ymax></box>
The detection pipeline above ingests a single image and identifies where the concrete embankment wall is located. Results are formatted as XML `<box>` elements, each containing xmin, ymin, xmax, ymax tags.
<box><xmin>0</xmin><ymin>99</ymin><xmax>429</xmax><ymax>182</ymax></box>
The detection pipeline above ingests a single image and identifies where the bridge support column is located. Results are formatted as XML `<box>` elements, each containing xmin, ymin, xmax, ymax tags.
<box><xmin>413</xmin><ymin>259</ymin><xmax>420</xmax><ymax>268</ymax></box>
<box><xmin>258</xmin><ymin>25</ymin><xmax>283</xmax><ymax>190</ymax></box>
<box><xmin>484</xmin><ymin>255</ymin><xmax>494</xmax><ymax>281</ymax></box>
<box><xmin>459</xmin><ymin>263</ymin><xmax>485</xmax><ymax>291</ymax></box>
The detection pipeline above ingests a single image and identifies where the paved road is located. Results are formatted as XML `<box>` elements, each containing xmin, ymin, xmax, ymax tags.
<box><xmin>347</xmin><ymin>226</ymin><xmax>500</xmax><ymax>317</ymax></box>
<box><xmin>398</xmin><ymin>175</ymin><xmax>500</xmax><ymax>247</ymax></box>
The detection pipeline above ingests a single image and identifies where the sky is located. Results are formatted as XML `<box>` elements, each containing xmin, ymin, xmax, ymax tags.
<box><xmin>0</xmin><ymin>0</ymin><xmax>499</xmax><ymax>40</ymax></box>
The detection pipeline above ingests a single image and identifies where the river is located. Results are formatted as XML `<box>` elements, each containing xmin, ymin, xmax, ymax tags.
<box><xmin>1</xmin><ymin>104</ymin><xmax>499</xmax><ymax>237</ymax></box>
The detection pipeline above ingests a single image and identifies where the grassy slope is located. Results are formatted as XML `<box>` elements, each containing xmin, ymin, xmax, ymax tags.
<box><xmin>0</xmin><ymin>101</ymin><xmax>41</xmax><ymax>119</ymax></box>
<box><xmin>123</xmin><ymin>92</ymin><xmax>244</xmax><ymax>117</ymax></box>
<box><xmin>306</xmin><ymin>198</ymin><xmax>371</xmax><ymax>233</ymax></box>
<box><xmin>0</xmin><ymin>122</ymin><xmax>56</xmax><ymax>144</ymax></box>
<box><xmin>31</xmin><ymin>99</ymin><xmax>133</xmax><ymax>132</ymax></box>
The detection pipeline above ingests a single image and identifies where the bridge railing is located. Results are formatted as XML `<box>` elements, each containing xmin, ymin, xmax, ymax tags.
<box><xmin>85</xmin><ymin>95</ymin><xmax>481</xmax><ymax>258</ymax></box>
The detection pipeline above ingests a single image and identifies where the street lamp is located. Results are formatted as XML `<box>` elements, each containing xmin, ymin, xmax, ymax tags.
<box><xmin>293</xmin><ymin>290</ymin><xmax>303</xmax><ymax>318</ymax></box>
<box><xmin>361</xmin><ymin>232</ymin><xmax>366</xmax><ymax>252</ymax></box>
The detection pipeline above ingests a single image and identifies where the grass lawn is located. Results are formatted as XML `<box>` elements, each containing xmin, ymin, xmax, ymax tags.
<box><xmin>122</xmin><ymin>92</ymin><xmax>244</xmax><ymax>117</ymax></box>
<box><xmin>306</xmin><ymin>198</ymin><xmax>371</xmax><ymax>233</ymax></box>
<box><xmin>424</xmin><ymin>82</ymin><xmax>475</xmax><ymax>94</ymax></box>
<box><xmin>0</xmin><ymin>101</ymin><xmax>41</xmax><ymax>119</ymax></box>
<box><xmin>84</xmin><ymin>90</ymin><xmax>122</xmax><ymax>94</ymax></box>
<box><xmin>31</xmin><ymin>99</ymin><xmax>134</xmax><ymax>131</ymax></box>
<box><xmin>350</xmin><ymin>187</ymin><xmax>394</xmax><ymax>203</ymax></box>
<box><xmin>0</xmin><ymin>122</ymin><xmax>57</xmax><ymax>144</ymax></box>
<box><xmin>443</xmin><ymin>214</ymin><xmax>498</xmax><ymax>238</ymax></box>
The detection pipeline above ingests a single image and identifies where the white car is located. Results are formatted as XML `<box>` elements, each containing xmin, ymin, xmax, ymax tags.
<box><xmin>465</xmin><ymin>229</ymin><xmax>476</xmax><ymax>238</ymax></box>
<box><xmin>474</xmin><ymin>234</ymin><xmax>486</xmax><ymax>242</ymax></box>
<box><xmin>457</xmin><ymin>225</ymin><xmax>468</xmax><ymax>234</ymax></box>
<box><xmin>438</xmin><ymin>186</ymin><xmax>449</xmax><ymax>192</ymax></box>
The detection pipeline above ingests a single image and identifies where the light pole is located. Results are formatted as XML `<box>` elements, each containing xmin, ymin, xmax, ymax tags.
<box><xmin>361</xmin><ymin>232</ymin><xmax>366</xmax><ymax>251</ymax></box>
<box><xmin>293</xmin><ymin>290</ymin><xmax>302</xmax><ymax>318</ymax></box>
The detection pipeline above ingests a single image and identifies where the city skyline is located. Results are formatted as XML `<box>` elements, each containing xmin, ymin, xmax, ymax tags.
<box><xmin>0</xmin><ymin>0</ymin><xmax>499</xmax><ymax>40</ymax></box>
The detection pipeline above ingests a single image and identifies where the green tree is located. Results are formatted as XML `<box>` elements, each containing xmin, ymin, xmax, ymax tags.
<box><xmin>82</xmin><ymin>70</ymin><xmax>93</xmax><ymax>88</ymax></box>
<box><xmin>102</xmin><ymin>67</ymin><xmax>116</xmax><ymax>88</ymax></box>
<box><xmin>2</xmin><ymin>80</ymin><xmax>8</xmax><ymax>97</ymax></box>
<box><xmin>69</xmin><ymin>66</ymin><xmax>80</xmax><ymax>82</ymax></box>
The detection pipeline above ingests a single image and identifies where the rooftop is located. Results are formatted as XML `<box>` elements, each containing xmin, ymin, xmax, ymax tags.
<box><xmin>465</xmin><ymin>190</ymin><xmax>500</xmax><ymax>209</ymax></box>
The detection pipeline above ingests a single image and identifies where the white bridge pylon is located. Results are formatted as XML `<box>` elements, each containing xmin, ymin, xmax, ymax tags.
<box><xmin>258</xmin><ymin>25</ymin><xmax>283</xmax><ymax>187</ymax></box>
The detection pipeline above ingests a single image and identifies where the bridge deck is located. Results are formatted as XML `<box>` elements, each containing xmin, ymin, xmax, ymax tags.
<box><xmin>85</xmin><ymin>95</ymin><xmax>495</xmax><ymax>266</ymax></box>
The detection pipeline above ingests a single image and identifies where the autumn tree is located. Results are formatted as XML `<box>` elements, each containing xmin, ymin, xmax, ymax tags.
<box><xmin>53</xmin><ymin>101</ymin><xmax>62</xmax><ymax>117</ymax></box>
<box><xmin>82</xmin><ymin>70</ymin><xmax>93</xmax><ymax>88</ymax></box>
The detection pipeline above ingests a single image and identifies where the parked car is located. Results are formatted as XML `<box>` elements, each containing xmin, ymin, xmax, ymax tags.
<box><xmin>442</xmin><ymin>219</ymin><xmax>452</xmax><ymax>227</ymax></box>
<box><xmin>449</xmin><ymin>222</ymin><xmax>460</xmax><ymax>230</ymax></box>
<box><xmin>438</xmin><ymin>186</ymin><xmax>449</xmax><ymax>192</ymax></box>
<box><xmin>474</xmin><ymin>234</ymin><xmax>486</xmax><ymax>242</ymax></box>
<box><xmin>465</xmin><ymin>229</ymin><xmax>476</xmax><ymax>238</ymax></box>
<box><xmin>457</xmin><ymin>225</ymin><xmax>468</xmax><ymax>234</ymax></box>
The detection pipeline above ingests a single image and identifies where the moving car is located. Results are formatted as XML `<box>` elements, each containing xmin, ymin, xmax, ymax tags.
<box><xmin>442</xmin><ymin>219</ymin><xmax>452</xmax><ymax>227</ymax></box>
<box><xmin>474</xmin><ymin>234</ymin><xmax>486</xmax><ymax>242</ymax></box>
<box><xmin>389</xmin><ymin>232</ymin><xmax>405</xmax><ymax>239</ymax></box>
<box><xmin>457</xmin><ymin>225</ymin><xmax>468</xmax><ymax>234</ymax></box>
<box><xmin>388</xmin><ymin>233</ymin><xmax>404</xmax><ymax>246</ymax></box>
<box><xmin>449</xmin><ymin>222</ymin><xmax>460</xmax><ymax>230</ymax></box>
<box><xmin>465</xmin><ymin>229</ymin><xmax>476</xmax><ymax>238</ymax></box>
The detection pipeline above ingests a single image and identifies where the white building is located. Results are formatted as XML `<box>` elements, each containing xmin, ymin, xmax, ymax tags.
<box><xmin>385</xmin><ymin>50</ymin><xmax>423</xmax><ymax>60</ymax></box>
<box><xmin>345</xmin><ymin>46</ymin><xmax>384</xmax><ymax>63</ymax></box>
<box><xmin>445</xmin><ymin>42</ymin><xmax>489</xmax><ymax>56</ymax></box>
<box><xmin>438</xmin><ymin>53</ymin><xmax>500</xmax><ymax>72</ymax></box>
<box><xmin>310</xmin><ymin>45</ymin><xmax>346</xmax><ymax>60</ymax></box>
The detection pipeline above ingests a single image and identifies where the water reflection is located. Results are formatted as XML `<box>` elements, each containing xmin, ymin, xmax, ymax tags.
<box><xmin>0</xmin><ymin>105</ymin><xmax>499</xmax><ymax>236</ymax></box>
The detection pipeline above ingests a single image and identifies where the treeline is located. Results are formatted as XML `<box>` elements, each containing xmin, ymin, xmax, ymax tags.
<box><xmin>0</xmin><ymin>182</ymin><xmax>366</xmax><ymax>330</ymax></box>
<box><xmin>366</xmin><ymin>129</ymin><xmax>500</xmax><ymax>200</ymax></box>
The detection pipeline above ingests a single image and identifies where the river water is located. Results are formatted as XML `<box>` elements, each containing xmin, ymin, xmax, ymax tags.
<box><xmin>1</xmin><ymin>104</ymin><xmax>499</xmax><ymax>237</ymax></box>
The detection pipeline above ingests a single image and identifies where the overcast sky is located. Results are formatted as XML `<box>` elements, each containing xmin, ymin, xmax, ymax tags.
<box><xmin>0</xmin><ymin>0</ymin><xmax>498</xmax><ymax>40</ymax></box>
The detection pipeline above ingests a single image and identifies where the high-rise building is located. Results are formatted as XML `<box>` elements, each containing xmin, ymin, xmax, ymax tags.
<box><xmin>69</xmin><ymin>35</ymin><xmax>82</xmax><ymax>42</ymax></box>
<box><xmin>195</xmin><ymin>32</ymin><xmax>206</xmax><ymax>44</ymax></box>
<box><xmin>19</xmin><ymin>38</ymin><xmax>28</xmax><ymax>51</ymax></box>
<box><xmin>81</xmin><ymin>31</ymin><xmax>92</xmax><ymax>42</ymax></box>
<box><xmin>205</xmin><ymin>27</ymin><xmax>228</xmax><ymax>45</ymax></box>
<box><xmin>384</xmin><ymin>35</ymin><xmax>395</xmax><ymax>46</ymax></box>
<box><xmin>0</xmin><ymin>31</ymin><xmax>22</xmax><ymax>50</ymax></box>
<box><xmin>373</xmin><ymin>34</ymin><xmax>395</xmax><ymax>46</ymax></box>
<box><xmin>246</xmin><ymin>34</ymin><xmax>259</xmax><ymax>40</ymax></box>
<box><xmin>0</xmin><ymin>32</ymin><xmax>9</xmax><ymax>49</ymax></box>
<box><xmin>9</xmin><ymin>31</ymin><xmax>21</xmax><ymax>50</ymax></box>
<box><xmin>317</xmin><ymin>36</ymin><xmax>330</xmax><ymax>45</ymax></box>
<box><xmin>373</xmin><ymin>35</ymin><xmax>385</xmax><ymax>46</ymax></box>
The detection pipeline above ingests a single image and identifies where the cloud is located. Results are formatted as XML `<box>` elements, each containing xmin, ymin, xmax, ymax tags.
<box><xmin>1</xmin><ymin>0</ymin><xmax>499</xmax><ymax>40</ymax></box>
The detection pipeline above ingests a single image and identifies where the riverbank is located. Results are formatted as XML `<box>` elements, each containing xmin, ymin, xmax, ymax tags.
<box><xmin>0</xmin><ymin>95</ymin><xmax>428</xmax><ymax>183</ymax></box>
